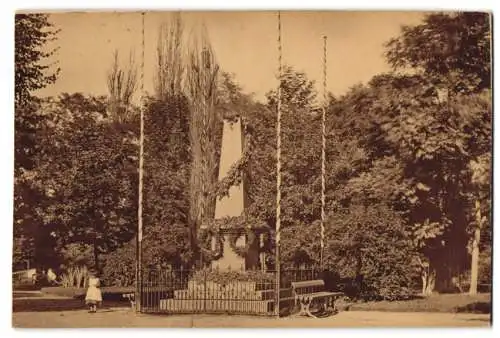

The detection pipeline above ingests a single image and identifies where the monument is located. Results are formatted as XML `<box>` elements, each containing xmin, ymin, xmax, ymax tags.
<box><xmin>209</xmin><ymin>117</ymin><xmax>262</xmax><ymax>271</ymax></box>
<box><xmin>160</xmin><ymin>117</ymin><xmax>273</xmax><ymax>313</ymax></box>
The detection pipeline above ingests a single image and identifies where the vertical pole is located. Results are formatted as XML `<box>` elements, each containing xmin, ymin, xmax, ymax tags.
<box><xmin>469</xmin><ymin>199</ymin><xmax>482</xmax><ymax>295</ymax></box>
<box><xmin>274</xmin><ymin>11</ymin><xmax>282</xmax><ymax>318</ymax></box>
<box><xmin>320</xmin><ymin>36</ymin><xmax>327</xmax><ymax>270</ymax></box>
<box><xmin>136</xmin><ymin>11</ymin><xmax>145</xmax><ymax>313</ymax></box>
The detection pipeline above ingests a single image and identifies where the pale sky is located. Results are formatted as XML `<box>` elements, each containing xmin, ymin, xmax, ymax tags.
<box><xmin>36</xmin><ymin>11</ymin><xmax>427</xmax><ymax>102</ymax></box>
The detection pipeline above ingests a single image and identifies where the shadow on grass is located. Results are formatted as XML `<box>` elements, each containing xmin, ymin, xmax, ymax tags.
<box><xmin>13</xmin><ymin>297</ymin><xmax>129</xmax><ymax>313</ymax></box>
<box><xmin>455</xmin><ymin>302</ymin><xmax>491</xmax><ymax>314</ymax></box>
<box><xmin>13</xmin><ymin>284</ymin><xmax>42</xmax><ymax>292</ymax></box>
<box><xmin>13</xmin><ymin>292</ymin><xmax>45</xmax><ymax>299</ymax></box>
<box><xmin>344</xmin><ymin>293</ymin><xmax>491</xmax><ymax>313</ymax></box>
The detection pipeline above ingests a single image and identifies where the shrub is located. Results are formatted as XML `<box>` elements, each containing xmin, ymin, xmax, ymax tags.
<box><xmin>59</xmin><ymin>244</ymin><xmax>94</xmax><ymax>270</ymax></box>
<box><xmin>101</xmin><ymin>241</ymin><xmax>136</xmax><ymax>287</ymax></box>
<box><xmin>191</xmin><ymin>269</ymin><xmax>274</xmax><ymax>285</ymax></box>
<box><xmin>324</xmin><ymin>204</ymin><xmax>417</xmax><ymax>301</ymax></box>
<box><xmin>101</xmin><ymin>227</ymin><xmax>192</xmax><ymax>287</ymax></box>
<box><xmin>60</xmin><ymin>266</ymin><xmax>89</xmax><ymax>288</ymax></box>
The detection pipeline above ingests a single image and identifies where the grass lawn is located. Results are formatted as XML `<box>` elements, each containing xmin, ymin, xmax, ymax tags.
<box><xmin>13</xmin><ymin>292</ymin><xmax>129</xmax><ymax>313</ymax></box>
<box><xmin>346</xmin><ymin>293</ymin><xmax>491</xmax><ymax>313</ymax></box>
<box><xmin>40</xmin><ymin>286</ymin><xmax>135</xmax><ymax>299</ymax></box>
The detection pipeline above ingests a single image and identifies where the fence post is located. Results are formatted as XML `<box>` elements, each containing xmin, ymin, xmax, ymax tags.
<box><xmin>204</xmin><ymin>268</ymin><xmax>207</xmax><ymax>312</ymax></box>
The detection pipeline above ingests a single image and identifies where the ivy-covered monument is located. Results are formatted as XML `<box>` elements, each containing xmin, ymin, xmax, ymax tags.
<box><xmin>160</xmin><ymin>116</ymin><xmax>275</xmax><ymax>314</ymax></box>
<box><xmin>198</xmin><ymin>116</ymin><xmax>268</xmax><ymax>271</ymax></box>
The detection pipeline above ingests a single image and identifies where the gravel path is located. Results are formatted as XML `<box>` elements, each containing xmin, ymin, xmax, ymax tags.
<box><xmin>12</xmin><ymin>308</ymin><xmax>491</xmax><ymax>328</ymax></box>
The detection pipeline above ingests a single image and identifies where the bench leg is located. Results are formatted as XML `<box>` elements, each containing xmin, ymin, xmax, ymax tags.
<box><xmin>300</xmin><ymin>298</ymin><xmax>317</xmax><ymax>319</ymax></box>
<box><xmin>322</xmin><ymin>298</ymin><xmax>329</xmax><ymax>312</ymax></box>
<box><xmin>298</xmin><ymin>300</ymin><xmax>309</xmax><ymax>316</ymax></box>
<box><xmin>296</xmin><ymin>295</ymin><xmax>342</xmax><ymax>318</ymax></box>
<box><xmin>333</xmin><ymin>297</ymin><xmax>338</xmax><ymax>313</ymax></box>
<box><xmin>304</xmin><ymin>303</ymin><xmax>317</xmax><ymax>319</ymax></box>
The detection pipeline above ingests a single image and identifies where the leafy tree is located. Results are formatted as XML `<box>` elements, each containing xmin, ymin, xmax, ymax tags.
<box><xmin>15</xmin><ymin>13</ymin><xmax>60</xmax><ymax>106</ymax></box>
<box><xmin>14</xmin><ymin>14</ymin><xmax>60</xmax><ymax>269</ymax></box>
<box><xmin>31</xmin><ymin>94</ymin><xmax>138</xmax><ymax>272</ymax></box>
<box><xmin>463</xmin><ymin>91</ymin><xmax>492</xmax><ymax>294</ymax></box>
<box><xmin>265</xmin><ymin>65</ymin><xmax>317</xmax><ymax>111</ymax></box>
<box><xmin>385</xmin><ymin>12</ymin><xmax>491</xmax><ymax>95</ymax></box>
<box><xmin>59</xmin><ymin>243</ymin><xmax>95</xmax><ymax>270</ymax></box>
<box><xmin>383</xmin><ymin>12</ymin><xmax>492</xmax><ymax>293</ymax></box>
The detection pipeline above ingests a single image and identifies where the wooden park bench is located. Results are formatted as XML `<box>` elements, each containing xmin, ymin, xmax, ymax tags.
<box><xmin>291</xmin><ymin>279</ymin><xmax>343</xmax><ymax>318</ymax></box>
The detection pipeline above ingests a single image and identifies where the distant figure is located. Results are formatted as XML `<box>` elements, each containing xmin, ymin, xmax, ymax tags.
<box><xmin>47</xmin><ymin>268</ymin><xmax>58</xmax><ymax>285</ymax></box>
<box><xmin>85</xmin><ymin>270</ymin><xmax>102</xmax><ymax>313</ymax></box>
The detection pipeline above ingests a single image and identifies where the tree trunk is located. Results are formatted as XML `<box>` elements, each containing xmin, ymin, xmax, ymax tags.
<box><xmin>421</xmin><ymin>269</ymin><xmax>427</xmax><ymax>295</ymax></box>
<box><xmin>421</xmin><ymin>262</ymin><xmax>436</xmax><ymax>296</ymax></box>
<box><xmin>424</xmin><ymin>269</ymin><xmax>436</xmax><ymax>296</ymax></box>
<box><xmin>469</xmin><ymin>199</ymin><xmax>482</xmax><ymax>295</ymax></box>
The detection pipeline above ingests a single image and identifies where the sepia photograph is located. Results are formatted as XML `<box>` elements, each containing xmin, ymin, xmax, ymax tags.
<box><xmin>11</xmin><ymin>9</ymin><xmax>492</xmax><ymax>328</ymax></box>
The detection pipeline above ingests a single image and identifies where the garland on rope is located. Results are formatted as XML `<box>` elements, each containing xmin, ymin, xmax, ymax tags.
<box><xmin>228</xmin><ymin>226</ymin><xmax>255</xmax><ymax>257</ymax></box>
<box><xmin>197</xmin><ymin>223</ymin><xmax>224</xmax><ymax>262</ymax></box>
<box><xmin>199</xmin><ymin>214</ymin><xmax>269</xmax><ymax>258</ymax></box>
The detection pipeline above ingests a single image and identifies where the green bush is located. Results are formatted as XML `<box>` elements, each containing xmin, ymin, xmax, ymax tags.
<box><xmin>324</xmin><ymin>204</ymin><xmax>417</xmax><ymax>301</ymax></box>
<box><xmin>59</xmin><ymin>266</ymin><xmax>89</xmax><ymax>288</ymax></box>
<box><xmin>191</xmin><ymin>269</ymin><xmax>274</xmax><ymax>285</ymax></box>
<box><xmin>101</xmin><ymin>241</ymin><xmax>136</xmax><ymax>287</ymax></box>
<box><xmin>59</xmin><ymin>244</ymin><xmax>95</xmax><ymax>270</ymax></box>
<box><xmin>101</xmin><ymin>226</ymin><xmax>192</xmax><ymax>287</ymax></box>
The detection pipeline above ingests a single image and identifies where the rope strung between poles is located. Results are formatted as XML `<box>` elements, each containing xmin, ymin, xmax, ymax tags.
<box><xmin>320</xmin><ymin>35</ymin><xmax>327</xmax><ymax>269</ymax></box>
<box><xmin>274</xmin><ymin>10</ymin><xmax>283</xmax><ymax>318</ymax></box>
<box><xmin>136</xmin><ymin>11</ymin><xmax>146</xmax><ymax>313</ymax></box>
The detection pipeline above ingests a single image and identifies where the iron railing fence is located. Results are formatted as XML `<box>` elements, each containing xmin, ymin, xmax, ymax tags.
<box><xmin>139</xmin><ymin>267</ymin><xmax>324</xmax><ymax>315</ymax></box>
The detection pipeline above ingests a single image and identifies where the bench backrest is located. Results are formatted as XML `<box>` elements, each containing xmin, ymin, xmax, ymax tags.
<box><xmin>291</xmin><ymin>279</ymin><xmax>325</xmax><ymax>295</ymax></box>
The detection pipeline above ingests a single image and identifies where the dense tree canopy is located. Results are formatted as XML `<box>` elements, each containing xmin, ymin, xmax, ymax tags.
<box><xmin>15</xmin><ymin>14</ymin><xmax>60</xmax><ymax>106</ymax></box>
<box><xmin>14</xmin><ymin>14</ymin><xmax>61</xmax><ymax>269</ymax></box>
<box><xmin>14</xmin><ymin>12</ymin><xmax>491</xmax><ymax>299</ymax></box>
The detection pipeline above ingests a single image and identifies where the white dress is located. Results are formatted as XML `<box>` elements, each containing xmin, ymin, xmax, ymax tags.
<box><xmin>85</xmin><ymin>277</ymin><xmax>103</xmax><ymax>304</ymax></box>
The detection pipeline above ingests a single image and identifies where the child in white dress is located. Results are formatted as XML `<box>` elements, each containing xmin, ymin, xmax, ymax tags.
<box><xmin>85</xmin><ymin>271</ymin><xmax>102</xmax><ymax>313</ymax></box>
